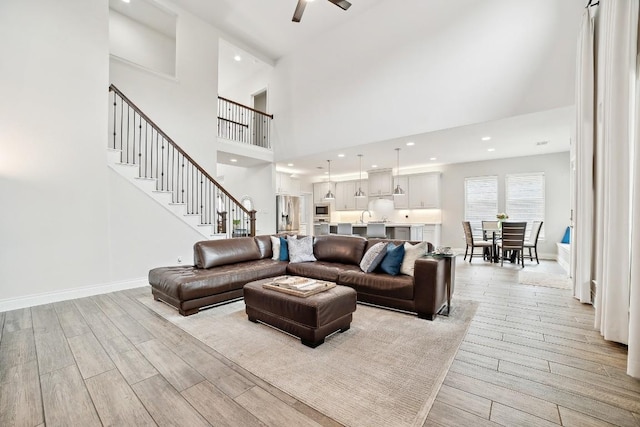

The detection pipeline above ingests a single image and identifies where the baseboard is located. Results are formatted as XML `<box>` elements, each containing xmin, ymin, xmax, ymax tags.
<box><xmin>0</xmin><ymin>278</ymin><xmax>149</xmax><ymax>313</ymax></box>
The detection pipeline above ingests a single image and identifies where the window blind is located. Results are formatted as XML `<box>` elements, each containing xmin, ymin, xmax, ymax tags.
<box><xmin>505</xmin><ymin>173</ymin><xmax>545</xmax><ymax>239</ymax></box>
<box><xmin>465</xmin><ymin>176</ymin><xmax>498</xmax><ymax>237</ymax></box>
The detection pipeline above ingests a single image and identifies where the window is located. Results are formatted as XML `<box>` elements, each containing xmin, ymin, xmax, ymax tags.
<box><xmin>465</xmin><ymin>176</ymin><xmax>498</xmax><ymax>238</ymax></box>
<box><xmin>506</xmin><ymin>173</ymin><xmax>545</xmax><ymax>239</ymax></box>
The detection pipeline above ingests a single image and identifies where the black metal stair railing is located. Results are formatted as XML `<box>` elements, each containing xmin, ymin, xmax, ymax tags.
<box><xmin>108</xmin><ymin>84</ymin><xmax>256</xmax><ymax>238</ymax></box>
<box><xmin>217</xmin><ymin>96</ymin><xmax>273</xmax><ymax>149</ymax></box>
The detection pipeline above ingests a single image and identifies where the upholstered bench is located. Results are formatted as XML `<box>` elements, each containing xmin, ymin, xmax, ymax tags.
<box><xmin>243</xmin><ymin>278</ymin><xmax>357</xmax><ymax>348</ymax></box>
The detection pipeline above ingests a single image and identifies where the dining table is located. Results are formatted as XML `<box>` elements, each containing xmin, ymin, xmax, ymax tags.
<box><xmin>479</xmin><ymin>222</ymin><xmax>524</xmax><ymax>264</ymax></box>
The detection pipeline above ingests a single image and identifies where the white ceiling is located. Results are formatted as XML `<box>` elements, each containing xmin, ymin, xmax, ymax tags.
<box><xmin>276</xmin><ymin>106</ymin><xmax>574</xmax><ymax>180</ymax></box>
<box><xmin>170</xmin><ymin>0</ymin><xmax>580</xmax><ymax>177</ymax></box>
<box><xmin>170</xmin><ymin>0</ymin><xmax>388</xmax><ymax>60</ymax></box>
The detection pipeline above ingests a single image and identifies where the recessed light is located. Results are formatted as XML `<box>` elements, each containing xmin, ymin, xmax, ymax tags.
<box><xmin>230</xmin><ymin>158</ymin><xmax>238</xmax><ymax>162</ymax></box>
<box><xmin>406</xmin><ymin>142</ymin><xmax>415</xmax><ymax>146</ymax></box>
<box><xmin>430</xmin><ymin>157</ymin><xmax>437</xmax><ymax>161</ymax></box>
<box><xmin>122</xmin><ymin>0</ymin><xmax>130</xmax><ymax>3</ymax></box>
<box><xmin>487</xmin><ymin>148</ymin><xmax>495</xmax><ymax>152</ymax></box>
<box><xmin>482</xmin><ymin>136</ymin><xmax>491</xmax><ymax>141</ymax></box>
<box><xmin>536</xmin><ymin>141</ymin><xmax>549</xmax><ymax>146</ymax></box>
<box><xmin>287</xmin><ymin>163</ymin><xmax>294</xmax><ymax>167</ymax></box>
<box><xmin>371</xmin><ymin>164</ymin><xmax>378</xmax><ymax>168</ymax></box>
<box><xmin>325</xmin><ymin>171</ymin><xmax>329</xmax><ymax>174</ymax></box>
<box><xmin>338</xmin><ymin>154</ymin><xmax>345</xmax><ymax>158</ymax></box>
<box><xmin>233</xmin><ymin>55</ymin><xmax>242</xmax><ymax>62</ymax></box>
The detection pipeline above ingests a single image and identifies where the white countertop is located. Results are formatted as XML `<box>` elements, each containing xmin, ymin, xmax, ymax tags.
<box><xmin>316</xmin><ymin>223</ymin><xmax>439</xmax><ymax>227</ymax></box>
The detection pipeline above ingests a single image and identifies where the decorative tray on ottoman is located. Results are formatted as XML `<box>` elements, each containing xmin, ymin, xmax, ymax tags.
<box><xmin>262</xmin><ymin>275</ymin><xmax>336</xmax><ymax>298</ymax></box>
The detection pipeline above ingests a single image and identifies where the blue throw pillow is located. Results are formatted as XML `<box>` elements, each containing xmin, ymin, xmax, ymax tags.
<box><xmin>279</xmin><ymin>236</ymin><xmax>289</xmax><ymax>261</ymax></box>
<box><xmin>561</xmin><ymin>226</ymin><xmax>571</xmax><ymax>244</ymax></box>
<box><xmin>378</xmin><ymin>243</ymin><xmax>405</xmax><ymax>276</ymax></box>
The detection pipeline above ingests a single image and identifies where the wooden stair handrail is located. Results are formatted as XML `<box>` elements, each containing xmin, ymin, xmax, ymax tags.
<box><xmin>218</xmin><ymin>96</ymin><xmax>274</xmax><ymax>119</ymax></box>
<box><xmin>109</xmin><ymin>84</ymin><xmax>251</xmax><ymax>217</ymax></box>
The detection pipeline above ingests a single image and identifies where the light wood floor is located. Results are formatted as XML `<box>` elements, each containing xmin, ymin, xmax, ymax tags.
<box><xmin>1</xmin><ymin>259</ymin><xmax>639</xmax><ymax>426</ymax></box>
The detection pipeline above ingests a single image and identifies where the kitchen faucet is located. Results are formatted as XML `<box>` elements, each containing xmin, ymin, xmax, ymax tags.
<box><xmin>360</xmin><ymin>210</ymin><xmax>371</xmax><ymax>224</ymax></box>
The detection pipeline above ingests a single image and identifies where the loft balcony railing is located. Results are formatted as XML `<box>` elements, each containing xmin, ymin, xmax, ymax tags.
<box><xmin>109</xmin><ymin>84</ymin><xmax>256</xmax><ymax>238</ymax></box>
<box><xmin>217</xmin><ymin>96</ymin><xmax>273</xmax><ymax>149</ymax></box>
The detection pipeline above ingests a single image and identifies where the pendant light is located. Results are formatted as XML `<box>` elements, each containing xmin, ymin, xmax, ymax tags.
<box><xmin>354</xmin><ymin>154</ymin><xmax>366</xmax><ymax>198</ymax></box>
<box><xmin>393</xmin><ymin>148</ymin><xmax>405</xmax><ymax>196</ymax></box>
<box><xmin>324</xmin><ymin>159</ymin><xmax>335</xmax><ymax>200</ymax></box>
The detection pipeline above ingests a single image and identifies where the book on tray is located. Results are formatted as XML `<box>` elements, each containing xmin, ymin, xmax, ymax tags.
<box><xmin>271</xmin><ymin>276</ymin><xmax>318</xmax><ymax>290</ymax></box>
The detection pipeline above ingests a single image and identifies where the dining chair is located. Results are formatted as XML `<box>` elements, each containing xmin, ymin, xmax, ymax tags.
<box><xmin>496</xmin><ymin>221</ymin><xmax>527</xmax><ymax>267</ymax></box>
<box><xmin>481</xmin><ymin>220</ymin><xmax>500</xmax><ymax>261</ymax></box>
<box><xmin>337</xmin><ymin>222</ymin><xmax>353</xmax><ymax>235</ymax></box>
<box><xmin>523</xmin><ymin>220</ymin><xmax>543</xmax><ymax>264</ymax></box>
<box><xmin>462</xmin><ymin>221</ymin><xmax>493</xmax><ymax>263</ymax></box>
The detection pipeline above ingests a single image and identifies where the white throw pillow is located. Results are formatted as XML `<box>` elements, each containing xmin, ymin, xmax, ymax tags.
<box><xmin>287</xmin><ymin>236</ymin><xmax>317</xmax><ymax>263</ymax></box>
<box><xmin>270</xmin><ymin>236</ymin><xmax>280</xmax><ymax>260</ymax></box>
<box><xmin>400</xmin><ymin>241</ymin><xmax>429</xmax><ymax>276</ymax></box>
<box><xmin>359</xmin><ymin>242</ymin><xmax>388</xmax><ymax>273</ymax></box>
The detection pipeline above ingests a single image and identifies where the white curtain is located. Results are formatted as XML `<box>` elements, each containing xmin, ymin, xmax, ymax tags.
<box><xmin>628</xmin><ymin>6</ymin><xmax>640</xmax><ymax>379</ymax></box>
<box><xmin>574</xmin><ymin>0</ymin><xmax>640</xmax><ymax>378</ymax></box>
<box><xmin>572</xmin><ymin>6</ymin><xmax>596</xmax><ymax>304</ymax></box>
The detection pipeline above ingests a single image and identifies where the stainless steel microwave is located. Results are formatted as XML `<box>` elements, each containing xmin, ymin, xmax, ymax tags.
<box><xmin>314</xmin><ymin>203</ymin><xmax>331</xmax><ymax>217</ymax></box>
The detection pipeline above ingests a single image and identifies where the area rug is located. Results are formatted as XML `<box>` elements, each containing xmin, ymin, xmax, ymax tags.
<box><xmin>141</xmin><ymin>297</ymin><xmax>477</xmax><ymax>427</ymax></box>
<box><xmin>518</xmin><ymin>271</ymin><xmax>572</xmax><ymax>289</ymax></box>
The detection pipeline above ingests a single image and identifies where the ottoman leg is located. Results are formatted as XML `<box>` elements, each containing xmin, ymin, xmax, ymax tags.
<box><xmin>301</xmin><ymin>338</ymin><xmax>325</xmax><ymax>348</ymax></box>
<box><xmin>248</xmin><ymin>316</ymin><xmax>258</xmax><ymax>323</ymax></box>
<box><xmin>339</xmin><ymin>326</ymin><xmax>350</xmax><ymax>333</ymax></box>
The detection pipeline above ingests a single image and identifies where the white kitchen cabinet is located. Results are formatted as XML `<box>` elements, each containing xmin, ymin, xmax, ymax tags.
<box><xmin>408</xmin><ymin>173</ymin><xmax>441</xmax><ymax>209</ymax></box>
<box><xmin>392</xmin><ymin>176</ymin><xmax>409</xmax><ymax>209</ymax></box>
<box><xmin>276</xmin><ymin>172</ymin><xmax>300</xmax><ymax>195</ymax></box>
<box><xmin>313</xmin><ymin>181</ymin><xmax>335</xmax><ymax>204</ymax></box>
<box><xmin>423</xmin><ymin>224</ymin><xmax>441</xmax><ymax>246</ymax></box>
<box><xmin>335</xmin><ymin>180</ymin><xmax>368</xmax><ymax>211</ymax></box>
<box><xmin>410</xmin><ymin>225</ymin><xmax>424</xmax><ymax>241</ymax></box>
<box><xmin>367</xmin><ymin>169</ymin><xmax>393</xmax><ymax>196</ymax></box>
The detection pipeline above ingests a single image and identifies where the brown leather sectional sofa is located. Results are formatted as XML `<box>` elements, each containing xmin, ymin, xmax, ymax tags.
<box><xmin>149</xmin><ymin>234</ymin><xmax>451</xmax><ymax>320</ymax></box>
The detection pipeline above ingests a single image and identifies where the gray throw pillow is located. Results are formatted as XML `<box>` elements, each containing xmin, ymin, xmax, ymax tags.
<box><xmin>287</xmin><ymin>236</ymin><xmax>317</xmax><ymax>263</ymax></box>
<box><xmin>360</xmin><ymin>242</ymin><xmax>388</xmax><ymax>273</ymax></box>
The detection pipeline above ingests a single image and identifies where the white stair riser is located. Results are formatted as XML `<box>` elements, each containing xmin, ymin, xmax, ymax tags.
<box><xmin>108</xmin><ymin>151</ymin><xmax>216</xmax><ymax>239</ymax></box>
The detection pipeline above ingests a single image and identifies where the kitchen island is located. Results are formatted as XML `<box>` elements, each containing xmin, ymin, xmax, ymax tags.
<box><xmin>314</xmin><ymin>223</ymin><xmax>441</xmax><ymax>245</ymax></box>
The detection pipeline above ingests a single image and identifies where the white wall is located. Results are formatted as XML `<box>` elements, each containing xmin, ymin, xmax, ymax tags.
<box><xmin>107</xmin><ymin>170</ymin><xmax>203</xmax><ymax>277</ymax></box>
<box><xmin>0</xmin><ymin>0</ymin><xmax>232</xmax><ymax>310</ymax></box>
<box><xmin>0</xmin><ymin>0</ymin><xmax>111</xmax><ymax>300</ymax></box>
<box><xmin>269</xmin><ymin>0</ymin><xmax>582</xmax><ymax>161</ymax></box>
<box><xmin>217</xmin><ymin>163</ymin><xmax>277</xmax><ymax>235</ymax></box>
<box><xmin>109</xmin><ymin>9</ymin><xmax>176</xmax><ymax>77</ymax></box>
<box><xmin>218</xmin><ymin>63</ymin><xmax>273</xmax><ymax>109</ymax></box>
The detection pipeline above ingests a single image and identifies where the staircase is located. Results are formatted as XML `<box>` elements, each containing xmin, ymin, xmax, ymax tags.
<box><xmin>107</xmin><ymin>84</ymin><xmax>256</xmax><ymax>239</ymax></box>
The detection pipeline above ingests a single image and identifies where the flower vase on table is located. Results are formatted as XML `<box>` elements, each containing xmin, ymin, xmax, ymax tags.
<box><xmin>496</xmin><ymin>213</ymin><xmax>509</xmax><ymax>228</ymax></box>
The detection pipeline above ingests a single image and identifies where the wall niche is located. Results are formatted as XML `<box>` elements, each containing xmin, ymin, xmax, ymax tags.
<box><xmin>109</xmin><ymin>0</ymin><xmax>177</xmax><ymax>77</ymax></box>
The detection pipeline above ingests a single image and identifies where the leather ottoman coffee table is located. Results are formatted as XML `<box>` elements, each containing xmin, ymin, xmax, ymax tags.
<box><xmin>243</xmin><ymin>278</ymin><xmax>357</xmax><ymax>348</ymax></box>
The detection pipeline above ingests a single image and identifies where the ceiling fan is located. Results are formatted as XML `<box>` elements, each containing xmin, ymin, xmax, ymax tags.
<box><xmin>292</xmin><ymin>0</ymin><xmax>352</xmax><ymax>23</ymax></box>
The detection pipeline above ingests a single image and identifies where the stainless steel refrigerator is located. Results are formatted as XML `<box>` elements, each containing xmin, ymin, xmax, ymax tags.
<box><xmin>276</xmin><ymin>195</ymin><xmax>300</xmax><ymax>234</ymax></box>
